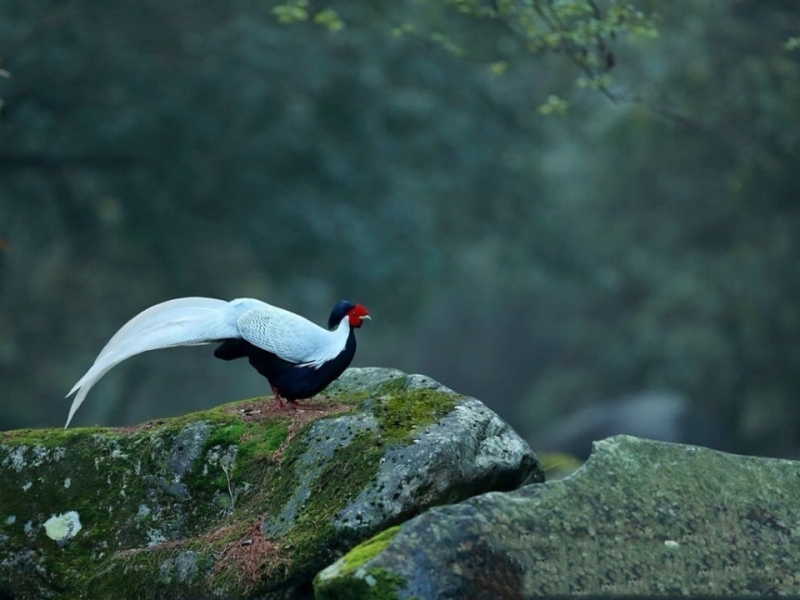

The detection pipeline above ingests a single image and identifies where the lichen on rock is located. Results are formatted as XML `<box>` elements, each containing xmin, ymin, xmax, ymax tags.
<box><xmin>43</xmin><ymin>511</ymin><xmax>82</xmax><ymax>544</ymax></box>
<box><xmin>0</xmin><ymin>367</ymin><xmax>540</xmax><ymax>599</ymax></box>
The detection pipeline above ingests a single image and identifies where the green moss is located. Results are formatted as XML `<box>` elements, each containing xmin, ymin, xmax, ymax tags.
<box><xmin>184</xmin><ymin>419</ymin><xmax>290</xmax><ymax>500</ymax></box>
<box><xmin>324</xmin><ymin>387</ymin><xmax>373</xmax><ymax>404</ymax></box>
<box><xmin>374</xmin><ymin>377</ymin><xmax>410</xmax><ymax>395</ymax></box>
<box><xmin>312</xmin><ymin>529</ymin><xmax>412</xmax><ymax>599</ymax></box>
<box><xmin>144</xmin><ymin>402</ymin><xmax>243</xmax><ymax>432</ymax></box>
<box><xmin>335</xmin><ymin>526</ymin><xmax>400</xmax><ymax>575</ymax></box>
<box><xmin>253</xmin><ymin>427</ymin><xmax>388</xmax><ymax>575</ymax></box>
<box><xmin>238</xmin><ymin>422</ymin><xmax>290</xmax><ymax>459</ymax></box>
<box><xmin>373</xmin><ymin>388</ymin><xmax>458</xmax><ymax>444</ymax></box>
<box><xmin>82</xmin><ymin>544</ymin><xmax>218</xmax><ymax>599</ymax></box>
<box><xmin>205</xmin><ymin>422</ymin><xmax>247</xmax><ymax>446</ymax></box>
<box><xmin>0</xmin><ymin>424</ymin><xmax>130</xmax><ymax>447</ymax></box>
<box><xmin>0</xmin><ymin>429</ymin><xmax>178</xmax><ymax>594</ymax></box>
<box><xmin>315</xmin><ymin>567</ymin><xmax>409</xmax><ymax>600</ymax></box>
<box><xmin>312</xmin><ymin>521</ymin><xmax>405</xmax><ymax>599</ymax></box>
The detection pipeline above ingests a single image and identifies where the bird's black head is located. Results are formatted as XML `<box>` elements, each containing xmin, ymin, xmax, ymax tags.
<box><xmin>328</xmin><ymin>300</ymin><xmax>371</xmax><ymax>329</ymax></box>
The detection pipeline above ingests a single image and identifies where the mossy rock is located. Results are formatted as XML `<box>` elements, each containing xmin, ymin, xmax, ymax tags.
<box><xmin>315</xmin><ymin>435</ymin><xmax>800</xmax><ymax>598</ymax></box>
<box><xmin>0</xmin><ymin>368</ymin><xmax>541</xmax><ymax>599</ymax></box>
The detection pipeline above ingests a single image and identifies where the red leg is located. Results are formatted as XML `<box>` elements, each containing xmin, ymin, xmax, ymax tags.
<box><xmin>271</xmin><ymin>386</ymin><xmax>287</xmax><ymax>410</ymax></box>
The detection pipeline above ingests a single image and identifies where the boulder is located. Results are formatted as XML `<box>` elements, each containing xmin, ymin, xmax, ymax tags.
<box><xmin>316</xmin><ymin>435</ymin><xmax>800</xmax><ymax>599</ymax></box>
<box><xmin>0</xmin><ymin>368</ymin><xmax>541</xmax><ymax>599</ymax></box>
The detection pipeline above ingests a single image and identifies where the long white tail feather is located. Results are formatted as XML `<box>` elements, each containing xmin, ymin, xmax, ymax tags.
<box><xmin>98</xmin><ymin>297</ymin><xmax>229</xmax><ymax>358</ymax></box>
<box><xmin>67</xmin><ymin>298</ymin><xmax>230</xmax><ymax>395</ymax></box>
<box><xmin>65</xmin><ymin>297</ymin><xmax>239</xmax><ymax>428</ymax></box>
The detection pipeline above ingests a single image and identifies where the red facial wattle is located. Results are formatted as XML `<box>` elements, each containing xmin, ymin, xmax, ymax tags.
<box><xmin>348</xmin><ymin>304</ymin><xmax>370</xmax><ymax>328</ymax></box>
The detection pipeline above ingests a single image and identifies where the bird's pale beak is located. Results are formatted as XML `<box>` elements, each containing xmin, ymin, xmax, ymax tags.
<box><xmin>361</xmin><ymin>315</ymin><xmax>372</xmax><ymax>321</ymax></box>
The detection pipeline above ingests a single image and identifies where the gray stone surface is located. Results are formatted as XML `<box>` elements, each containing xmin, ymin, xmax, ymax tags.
<box><xmin>329</xmin><ymin>371</ymin><xmax>540</xmax><ymax>535</ymax></box>
<box><xmin>316</xmin><ymin>435</ymin><xmax>800</xmax><ymax>599</ymax></box>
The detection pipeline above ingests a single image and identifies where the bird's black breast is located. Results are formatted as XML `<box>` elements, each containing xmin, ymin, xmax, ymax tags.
<box><xmin>213</xmin><ymin>332</ymin><xmax>357</xmax><ymax>400</ymax></box>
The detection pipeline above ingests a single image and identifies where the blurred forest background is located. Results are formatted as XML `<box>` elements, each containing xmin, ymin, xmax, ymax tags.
<box><xmin>1</xmin><ymin>1</ymin><xmax>798</xmax><ymax>460</ymax></box>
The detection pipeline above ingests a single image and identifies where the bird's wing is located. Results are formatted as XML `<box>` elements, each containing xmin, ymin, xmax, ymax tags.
<box><xmin>236</xmin><ymin>305</ymin><xmax>337</xmax><ymax>365</ymax></box>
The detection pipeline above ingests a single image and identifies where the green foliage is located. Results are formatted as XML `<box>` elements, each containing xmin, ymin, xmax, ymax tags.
<box><xmin>269</xmin><ymin>0</ymin><xmax>658</xmax><ymax>103</ymax></box>
<box><xmin>488</xmin><ymin>60</ymin><xmax>509</xmax><ymax>74</ymax></box>
<box><xmin>441</xmin><ymin>0</ymin><xmax>658</xmax><ymax>90</ymax></box>
<box><xmin>272</xmin><ymin>0</ymin><xmax>309</xmax><ymax>24</ymax></box>
<box><xmin>784</xmin><ymin>36</ymin><xmax>800</xmax><ymax>51</ymax></box>
<box><xmin>538</xmin><ymin>94</ymin><xmax>568</xmax><ymax>114</ymax></box>
<box><xmin>272</xmin><ymin>1</ymin><xmax>344</xmax><ymax>32</ymax></box>
<box><xmin>315</xmin><ymin>10</ymin><xmax>345</xmax><ymax>32</ymax></box>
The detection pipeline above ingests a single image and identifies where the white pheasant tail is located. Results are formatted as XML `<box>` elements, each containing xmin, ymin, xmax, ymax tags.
<box><xmin>65</xmin><ymin>297</ymin><xmax>353</xmax><ymax>428</ymax></box>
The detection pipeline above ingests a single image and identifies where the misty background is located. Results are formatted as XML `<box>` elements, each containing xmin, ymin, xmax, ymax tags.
<box><xmin>1</xmin><ymin>1</ymin><xmax>798</xmax><ymax>460</ymax></box>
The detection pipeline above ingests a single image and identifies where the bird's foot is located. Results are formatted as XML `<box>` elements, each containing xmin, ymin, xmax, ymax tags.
<box><xmin>286</xmin><ymin>400</ymin><xmax>315</xmax><ymax>410</ymax></box>
<box><xmin>270</xmin><ymin>386</ymin><xmax>316</xmax><ymax>411</ymax></box>
<box><xmin>270</xmin><ymin>396</ymin><xmax>312</xmax><ymax>411</ymax></box>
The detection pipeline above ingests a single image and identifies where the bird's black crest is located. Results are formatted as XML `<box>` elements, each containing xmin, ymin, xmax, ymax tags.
<box><xmin>328</xmin><ymin>300</ymin><xmax>355</xmax><ymax>329</ymax></box>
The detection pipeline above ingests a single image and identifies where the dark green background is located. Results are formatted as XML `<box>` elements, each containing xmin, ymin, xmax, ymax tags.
<box><xmin>1</xmin><ymin>1</ymin><xmax>798</xmax><ymax>459</ymax></box>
